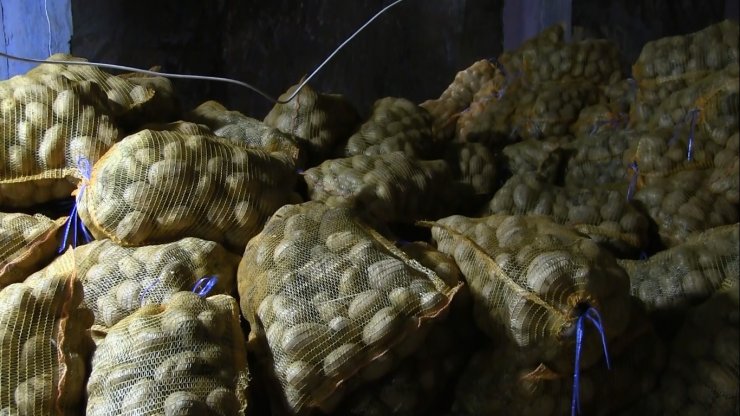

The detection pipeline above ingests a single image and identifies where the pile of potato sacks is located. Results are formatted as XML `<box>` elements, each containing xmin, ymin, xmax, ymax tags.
<box><xmin>0</xmin><ymin>19</ymin><xmax>738</xmax><ymax>416</ymax></box>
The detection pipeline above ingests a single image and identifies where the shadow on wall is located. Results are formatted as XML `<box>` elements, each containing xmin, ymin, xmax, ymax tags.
<box><xmin>70</xmin><ymin>0</ymin><xmax>504</xmax><ymax>118</ymax></box>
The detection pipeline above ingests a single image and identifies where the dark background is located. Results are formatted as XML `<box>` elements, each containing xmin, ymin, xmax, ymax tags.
<box><xmin>69</xmin><ymin>0</ymin><xmax>737</xmax><ymax>119</ymax></box>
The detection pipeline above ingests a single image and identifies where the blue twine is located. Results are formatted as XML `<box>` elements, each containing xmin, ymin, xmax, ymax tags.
<box><xmin>626</xmin><ymin>161</ymin><xmax>639</xmax><ymax>202</ymax></box>
<box><xmin>590</xmin><ymin>113</ymin><xmax>629</xmax><ymax>136</ymax></box>
<box><xmin>192</xmin><ymin>276</ymin><xmax>218</xmax><ymax>297</ymax></box>
<box><xmin>58</xmin><ymin>157</ymin><xmax>94</xmax><ymax>253</ymax></box>
<box><xmin>139</xmin><ymin>276</ymin><xmax>162</xmax><ymax>305</ymax></box>
<box><xmin>686</xmin><ymin>108</ymin><xmax>699</xmax><ymax>162</ymax></box>
<box><xmin>571</xmin><ymin>306</ymin><xmax>611</xmax><ymax>416</ymax></box>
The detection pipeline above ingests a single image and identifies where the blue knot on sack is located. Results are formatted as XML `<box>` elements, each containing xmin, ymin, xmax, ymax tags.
<box><xmin>58</xmin><ymin>157</ymin><xmax>94</xmax><ymax>253</ymax></box>
<box><xmin>669</xmin><ymin>108</ymin><xmax>701</xmax><ymax>162</ymax></box>
<box><xmin>626</xmin><ymin>161</ymin><xmax>639</xmax><ymax>202</ymax></box>
<box><xmin>571</xmin><ymin>305</ymin><xmax>612</xmax><ymax>416</ymax></box>
<box><xmin>192</xmin><ymin>276</ymin><xmax>219</xmax><ymax>297</ymax></box>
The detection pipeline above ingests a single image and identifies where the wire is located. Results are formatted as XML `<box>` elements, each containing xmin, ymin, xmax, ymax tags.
<box><xmin>44</xmin><ymin>0</ymin><xmax>52</xmax><ymax>56</ymax></box>
<box><xmin>0</xmin><ymin>0</ymin><xmax>407</xmax><ymax>105</ymax></box>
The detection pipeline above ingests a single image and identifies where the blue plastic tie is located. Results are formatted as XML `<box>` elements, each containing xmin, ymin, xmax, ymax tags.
<box><xmin>192</xmin><ymin>276</ymin><xmax>218</xmax><ymax>297</ymax></box>
<box><xmin>139</xmin><ymin>276</ymin><xmax>163</xmax><ymax>305</ymax></box>
<box><xmin>58</xmin><ymin>157</ymin><xmax>94</xmax><ymax>253</ymax></box>
<box><xmin>686</xmin><ymin>108</ymin><xmax>700</xmax><ymax>161</ymax></box>
<box><xmin>626</xmin><ymin>161</ymin><xmax>639</xmax><ymax>202</ymax></box>
<box><xmin>571</xmin><ymin>306</ymin><xmax>611</xmax><ymax>416</ymax></box>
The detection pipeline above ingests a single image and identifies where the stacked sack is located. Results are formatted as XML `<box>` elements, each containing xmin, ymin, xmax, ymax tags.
<box><xmin>0</xmin><ymin>212</ymin><xmax>63</xmax><ymax>289</ymax></box>
<box><xmin>0</xmin><ymin>250</ymin><xmax>93</xmax><ymax>415</ymax></box>
<box><xmin>619</xmin><ymin>224</ymin><xmax>739</xmax><ymax>313</ymax></box>
<box><xmin>75</xmin><ymin>129</ymin><xmax>300</xmax><ymax>251</ymax></box>
<box><xmin>501</xmin><ymin>138</ymin><xmax>567</xmax><ymax>183</ymax></box>
<box><xmin>264</xmin><ymin>81</ymin><xmax>360</xmax><ymax>166</ymax></box>
<box><xmin>0</xmin><ymin>56</ymin><xmax>124</xmax><ymax>207</ymax></box>
<box><xmin>86</xmin><ymin>291</ymin><xmax>249</xmax><ymax>416</ymax></box>
<box><xmin>238</xmin><ymin>201</ymin><xmax>461</xmax><ymax>415</ymax></box>
<box><xmin>186</xmin><ymin>100</ymin><xmax>307</xmax><ymax>168</ymax></box>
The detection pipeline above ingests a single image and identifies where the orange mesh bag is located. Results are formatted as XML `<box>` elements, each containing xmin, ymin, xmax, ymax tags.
<box><xmin>0</xmin><ymin>212</ymin><xmax>64</xmax><ymax>290</ymax></box>
<box><xmin>424</xmin><ymin>214</ymin><xmax>634</xmax><ymax>374</ymax></box>
<box><xmin>0</xmin><ymin>249</ymin><xmax>93</xmax><ymax>415</ymax></box>
<box><xmin>501</xmin><ymin>137</ymin><xmax>569</xmax><ymax>183</ymax></box>
<box><xmin>343</xmin><ymin>97</ymin><xmax>437</xmax><ymax>159</ymax></box>
<box><xmin>563</xmin><ymin>129</ymin><xmax>635</xmax><ymax>189</ymax></box>
<box><xmin>512</xmin><ymin>81</ymin><xmax>601</xmax><ymax>140</ymax></box>
<box><xmin>453</xmin><ymin>81</ymin><xmax>521</xmax><ymax>146</ymax></box>
<box><xmin>618</xmin><ymin>224</ymin><xmax>738</xmax><ymax>314</ymax></box>
<box><xmin>85</xmin><ymin>291</ymin><xmax>249</xmax><ymax>416</ymax></box>
<box><xmin>42</xmin><ymin>237</ymin><xmax>239</xmax><ymax>330</ymax></box>
<box><xmin>420</xmin><ymin>59</ymin><xmax>502</xmax><ymax>141</ymax></box>
<box><xmin>237</xmin><ymin>201</ymin><xmax>460</xmax><ymax>415</ymax></box>
<box><xmin>443</xmin><ymin>142</ymin><xmax>497</xmax><ymax>196</ymax></box>
<box><xmin>264</xmin><ymin>82</ymin><xmax>360</xmax><ymax>165</ymax></box>
<box><xmin>631</xmin><ymin>169</ymin><xmax>738</xmax><ymax>248</ymax></box>
<box><xmin>485</xmin><ymin>175</ymin><xmax>650</xmax><ymax>255</ymax></box>
<box><xmin>0</xmin><ymin>59</ymin><xmax>124</xmax><ymax>208</ymax></box>
<box><xmin>75</xmin><ymin>129</ymin><xmax>300</xmax><ymax>251</ymax></box>
<box><xmin>302</xmin><ymin>152</ymin><xmax>462</xmax><ymax>225</ymax></box>
<box><xmin>630</xmin><ymin>20</ymin><xmax>738</xmax><ymax>124</ymax></box>
<box><xmin>624</xmin><ymin>281</ymin><xmax>739</xmax><ymax>415</ymax></box>
<box><xmin>451</xmin><ymin>299</ymin><xmax>665</xmax><ymax>416</ymax></box>
<box><xmin>187</xmin><ymin>100</ymin><xmax>307</xmax><ymax>168</ymax></box>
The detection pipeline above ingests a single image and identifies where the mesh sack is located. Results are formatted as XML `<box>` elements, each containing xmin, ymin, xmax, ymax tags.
<box><xmin>425</xmin><ymin>214</ymin><xmax>633</xmax><ymax>373</ymax></box>
<box><xmin>187</xmin><ymin>100</ymin><xmax>307</xmax><ymax>168</ymax></box>
<box><xmin>85</xmin><ymin>292</ymin><xmax>249</xmax><ymax>416</ymax></box>
<box><xmin>497</xmin><ymin>24</ymin><xmax>565</xmax><ymax>80</ymax></box>
<box><xmin>443</xmin><ymin>142</ymin><xmax>497</xmax><ymax>196</ymax></box>
<box><xmin>420</xmin><ymin>59</ymin><xmax>502</xmax><ymax>141</ymax></box>
<box><xmin>451</xmin><ymin>299</ymin><xmax>665</xmax><ymax>416</ymax></box>
<box><xmin>117</xmin><ymin>71</ymin><xmax>180</xmax><ymax>125</ymax></box>
<box><xmin>618</xmin><ymin>224</ymin><xmax>739</xmax><ymax>314</ymax></box>
<box><xmin>630</xmin><ymin>21</ymin><xmax>739</xmax><ymax>125</ymax></box>
<box><xmin>624</xmin><ymin>281</ymin><xmax>739</xmax><ymax>415</ymax></box>
<box><xmin>603</xmin><ymin>78</ymin><xmax>637</xmax><ymax>115</ymax></box>
<box><xmin>501</xmin><ymin>138</ymin><xmax>568</xmax><ymax>184</ymax></box>
<box><xmin>264</xmin><ymin>81</ymin><xmax>360</xmax><ymax>165</ymax></box>
<box><xmin>512</xmin><ymin>81</ymin><xmax>601</xmax><ymax>140</ymax></box>
<box><xmin>563</xmin><ymin>129</ymin><xmax>634</xmax><ymax>189</ymax></box>
<box><xmin>708</xmin><ymin>156</ymin><xmax>739</xmax><ymax>204</ymax></box>
<box><xmin>485</xmin><ymin>175</ymin><xmax>650</xmax><ymax>255</ymax></box>
<box><xmin>75</xmin><ymin>129</ymin><xmax>300</xmax><ymax>251</ymax></box>
<box><xmin>0</xmin><ymin>249</ymin><xmax>93</xmax><ymax>415</ymax></box>
<box><xmin>570</xmin><ymin>103</ymin><xmax>629</xmax><ymax>138</ymax></box>
<box><xmin>632</xmin><ymin>169</ymin><xmax>738</xmax><ymax>248</ymax></box>
<box><xmin>237</xmin><ymin>201</ymin><xmax>460</xmax><ymax>415</ymax></box>
<box><xmin>0</xmin><ymin>212</ymin><xmax>64</xmax><ymax>290</ymax></box>
<box><xmin>0</xmin><ymin>63</ymin><xmax>123</xmax><ymax>207</ymax></box>
<box><xmin>26</xmin><ymin>54</ymin><xmax>155</xmax><ymax>118</ymax></box>
<box><xmin>141</xmin><ymin>120</ymin><xmax>214</xmax><ymax>136</ymax></box>
<box><xmin>302</xmin><ymin>151</ymin><xmax>462</xmax><ymax>224</ymax></box>
<box><xmin>50</xmin><ymin>237</ymin><xmax>239</xmax><ymax>330</ymax></box>
<box><xmin>453</xmin><ymin>81</ymin><xmax>521</xmax><ymax>146</ymax></box>
<box><xmin>343</xmin><ymin>97</ymin><xmax>437</xmax><ymax>159</ymax></box>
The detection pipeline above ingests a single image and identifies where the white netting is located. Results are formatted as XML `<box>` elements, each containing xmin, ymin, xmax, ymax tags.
<box><xmin>237</xmin><ymin>201</ymin><xmax>459</xmax><ymax>415</ymax></box>
<box><xmin>0</xmin><ymin>212</ymin><xmax>64</xmax><ymax>290</ymax></box>
<box><xmin>76</xmin><ymin>129</ymin><xmax>300</xmax><ymax>251</ymax></box>
<box><xmin>85</xmin><ymin>292</ymin><xmax>249</xmax><ymax>416</ymax></box>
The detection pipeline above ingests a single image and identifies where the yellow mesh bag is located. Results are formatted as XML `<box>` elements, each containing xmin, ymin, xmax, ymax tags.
<box><xmin>563</xmin><ymin>129</ymin><xmax>634</xmax><ymax>189</ymax></box>
<box><xmin>618</xmin><ymin>224</ymin><xmax>739</xmax><ymax>313</ymax></box>
<box><xmin>420</xmin><ymin>59</ymin><xmax>502</xmax><ymax>140</ymax></box>
<box><xmin>141</xmin><ymin>120</ymin><xmax>215</xmax><ymax>136</ymax></box>
<box><xmin>45</xmin><ymin>237</ymin><xmax>239</xmax><ymax>330</ymax></box>
<box><xmin>302</xmin><ymin>152</ymin><xmax>461</xmax><ymax>224</ymax></box>
<box><xmin>603</xmin><ymin>78</ymin><xmax>637</xmax><ymax>115</ymax></box>
<box><xmin>501</xmin><ymin>138</ymin><xmax>568</xmax><ymax>183</ymax></box>
<box><xmin>453</xmin><ymin>84</ymin><xmax>521</xmax><ymax>146</ymax></box>
<box><xmin>570</xmin><ymin>103</ymin><xmax>629</xmax><ymax>138</ymax></box>
<box><xmin>85</xmin><ymin>292</ymin><xmax>249</xmax><ymax>416</ymax></box>
<box><xmin>237</xmin><ymin>201</ymin><xmax>460</xmax><ymax>415</ymax></box>
<box><xmin>632</xmin><ymin>169</ymin><xmax>738</xmax><ymax>248</ymax></box>
<box><xmin>708</xmin><ymin>156</ymin><xmax>739</xmax><ymax>204</ymax></box>
<box><xmin>626</xmin><ymin>281</ymin><xmax>739</xmax><ymax>415</ymax></box>
<box><xmin>187</xmin><ymin>100</ymin><xmax>307</xmax><ymax>168</ymax></box>
<box><xmin>451</xmin><ymin>299</ymin><xmax>665</xmax><ymax>416</ymax></box>
<box><xmin>264</xmin><ymin>81</ymin><xmax>359</xmax><ymax>165</ymax></box>
<box><xmin>0</xmin><ymin>63</ymin><xmax>123</xmax><ymax>207</ymax></box>
<box><xmin>485</xmin><ymin>175</ymin><xmax>650</xmax><ymax>255</ymax></box>
<box><xmin>76</xmin><ymin>129</ymin><xmax>300</xmax><ymax>251</ymax></box>
<box><xmin>344</xmin><ymin>97</ymin><xmax>436</xmax><ymax>159</ymax></box>
<box><xmin>443</xmin><ymin>142</ymin><xmax>497</xmax><ymax>196</ymax></box>
<box><xmin>0</xmin><ymin>249</ymin><xmax>93</xmax><ymax>415</ymax></box>
<box><xmin>0</xmin><ymin>212</ymin><xmax>64</xmax><ymax>290</ymax></box>
<box><xmin>512</xmin><ymin>81</ymin><xmax>601</xmax><ymax>140</ymax></box>
<box><xmin>498</xmin><ymin>24</ymin><xmax>565</xmax><ymax>81</ymax></box>
<box><xmin>117</xmin><ymin>71</ymin><xmax>180</xmax><ymax>125</ymax></box>
<box><xmin>425</xmin><ymin>214</ymin><xmax>633</xmax><ymax>371</ymax></box>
